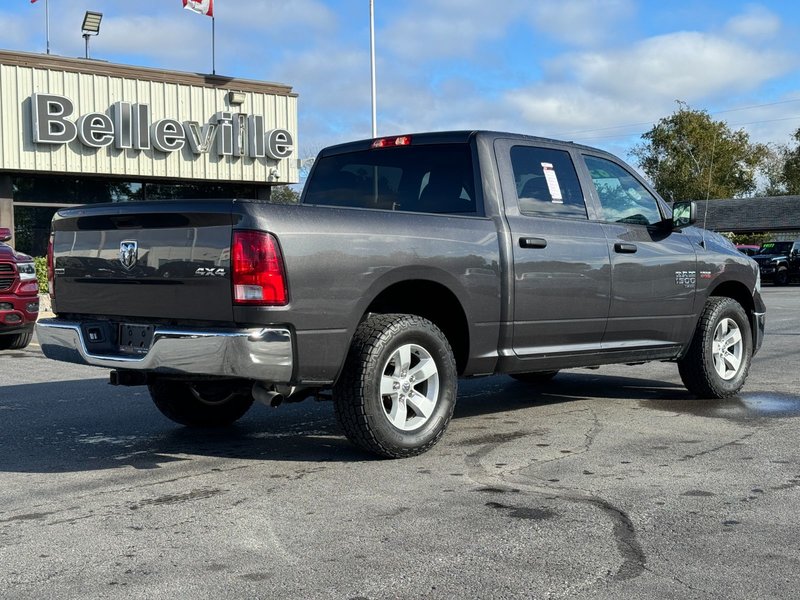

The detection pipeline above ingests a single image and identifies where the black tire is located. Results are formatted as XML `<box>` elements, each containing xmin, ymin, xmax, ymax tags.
<box><xmin>333</xmin><ymin>314</ymin><xmax>457</xmax><ymax>459</ymax></box>
<box><xmin>774</xmin><ymin>266</ymin><xmax>789</xmax><ymax>286</ymax></box>
<box><xmin>148</xmin><ymin>379</ymin><xmax>254</xmax><ymax>427</ymax></box>
<box><xmin>678</xmin><ymin>297</ymin><xmax>752</xmax><ymax>399</ymax></box>
<box><xmin>510</xmin><ymin>370</ymin><xmax>559</xmax><ymax>383</ymax></box>
<box><xmin>0</xmin><ymin>331</ymin><xmax>33</xmax><ymax>350</ymax></box>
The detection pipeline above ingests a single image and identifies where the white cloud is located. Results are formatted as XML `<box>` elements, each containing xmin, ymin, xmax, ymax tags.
<box><xmin>556</xmin><ymin>31</ymin><xmax>792</xmax><ymax>99</ymax></box>
<box><xmin>217</xmin><ymin>0</ymin><xmax>337</xmax><ymax>39</ymax></box>
<box><xmin>529</xmin><ymin>0</ymin><xmax>636</xmax><ymax>47</ymax></box>
<box><xmin>382</xmin><ymin>0</ymin><xmax>528</xmax><ymax>62</ymax></box>
<box><xmin>725</xmin><ymin>5</ymin><xmax>781</xmax><ymax>39</ymax></box>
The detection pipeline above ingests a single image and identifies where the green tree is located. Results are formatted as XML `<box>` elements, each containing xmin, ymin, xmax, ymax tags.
<box><xmin>779</xmin><ymin>128</ymin><xmax>800</xmax><ymax>194</ymax></box>
<box><xmin>632</xmin><ymin>102</ymin><xmax>768</xmax><ymax>201</ymax></box>
<box><xmin>756</xmin><ymin>128</ymin><xmax>800</xmax><ymax>196</ymax></box>
<box><xmin>269</xmin><ymin>185</ymin><xmax>300</xmax><ymax>204</ymax></box>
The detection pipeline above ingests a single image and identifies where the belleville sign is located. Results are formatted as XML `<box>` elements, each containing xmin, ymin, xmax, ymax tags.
<box><xmin>30</xmin><ymin>93</ymin><xmax>294</xmax><ymax>161</ymax></box>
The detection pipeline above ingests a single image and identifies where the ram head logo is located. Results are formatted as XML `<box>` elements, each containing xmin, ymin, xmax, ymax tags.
<box><xmin>119</xmin><ymin>240</ymin><xmax>138</xmax><ymax>270</ymax></box>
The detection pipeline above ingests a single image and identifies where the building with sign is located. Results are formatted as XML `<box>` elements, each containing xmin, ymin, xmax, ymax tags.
<box><xmin>0</xmin><ymin>50</ymin><xmax>298</xmax><ymax>256</ymax></box>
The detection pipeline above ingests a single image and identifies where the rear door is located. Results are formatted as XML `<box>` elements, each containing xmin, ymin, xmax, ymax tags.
<box><xmin>494</xmin><ymin>139</ymin><xmax>611</xmax><ymax>358</ymax></box>
<box><xmin>579</xmin><ymin>153</ymin><xmax>698</xmax><ymax>348</ymax></box>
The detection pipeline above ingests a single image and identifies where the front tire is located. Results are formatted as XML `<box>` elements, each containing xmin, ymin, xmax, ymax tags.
<box><xmin>333</xmin><ymin>314</ymin><xmax>457</xmax><ymax>458</ymax></box>
<box><xmin>678</xmin><ymin>297</ymin><xmax>752</xmax><ymax>399</ymax></box>
<box><xmin>774</xmin><ymin>266</ymin><xmax>789</xmax><ymax>286</ymax></box>
<box><xmin>148</xmin><ymin>379</ymin><xmax>254</xmax><ymax>427</ymax></box>
<box><xmin>0</xmin><ymin>331</ymin><xmax>33</xmax><ymax>350</ymax></box>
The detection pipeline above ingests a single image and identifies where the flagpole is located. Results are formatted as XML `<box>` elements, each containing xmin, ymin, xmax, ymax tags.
<box><xmin>45</xmin><ymin>0</ymin><xmax>50</xmax><ymax>54</ymax></box>
<box><xmin>369</xmin><ymin>0</ymin><xmax>377</xmax><ymax>137</ymax></box>
<box><xmin>212</xmin><ymin>15</ymin><xmax>216</xmax><ymax>75</ymax></box>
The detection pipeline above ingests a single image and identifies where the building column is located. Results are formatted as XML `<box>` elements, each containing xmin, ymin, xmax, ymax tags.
<box><xmin>0</xmin><ymin>175</ymin><xmax>14</xmax><ymax>247</ymax></box>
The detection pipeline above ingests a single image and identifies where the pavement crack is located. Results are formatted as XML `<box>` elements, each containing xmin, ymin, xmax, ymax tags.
<box><xmin>585</xmin><ymin>496</ymin><xmax>646</xmax><ymax>582</ymax></box>
<box><xmin>679</xmin><ymin>432</ymin><xmax>755</xmax><ymax>462</ymax></box>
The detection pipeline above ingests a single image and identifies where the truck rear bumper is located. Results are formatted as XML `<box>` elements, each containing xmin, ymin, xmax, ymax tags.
<box><xmin>35</xmin><ymin>319</ymin><xmax>293</xmax><ymax>383</ymax></box>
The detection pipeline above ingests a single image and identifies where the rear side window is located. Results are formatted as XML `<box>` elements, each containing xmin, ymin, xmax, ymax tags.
<box><xmin>303</xmin><ymin>144</ymin><xmax>477</xmax><ymax>215</ymax></box>
<box><xmin>510</xmin><ymin>146</ymin><xmax>587</xmax><ymax>219</ymax></box>
<box><xmin>583</xmin><ymin>155</ymin><xmax>663</xmax><ymax>226</ymax></box>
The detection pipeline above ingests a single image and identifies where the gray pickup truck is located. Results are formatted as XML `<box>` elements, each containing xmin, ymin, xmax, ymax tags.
<box><xmin>37</xmin><ymin>131</ymin><xmax>765</xmax><ymax>458</ymax></box>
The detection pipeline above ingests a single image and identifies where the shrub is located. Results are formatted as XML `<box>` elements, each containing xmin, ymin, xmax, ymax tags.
<box><xmin>34</xmin><ymin>256</ymin><xmax>48</xmax><ymax>294</ymax></box>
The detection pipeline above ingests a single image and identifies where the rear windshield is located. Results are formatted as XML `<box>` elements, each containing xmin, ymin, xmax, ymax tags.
<box><xmin>303</xmin><ymin>143</ymin><xmax>478</xmax><ymax>215</ymax></box>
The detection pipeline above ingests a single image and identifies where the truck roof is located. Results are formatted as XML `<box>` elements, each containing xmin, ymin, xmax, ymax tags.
<box><xmin>319</xmin><ymin>130</ymin><xmax>609</xmax><ymax>157</ymax></box>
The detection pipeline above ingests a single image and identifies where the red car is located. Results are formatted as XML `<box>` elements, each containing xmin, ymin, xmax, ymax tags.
<box><xmin>0</xmin><ymin>228</ymin><xmax>39</xmax><ymax>350</ymax></box>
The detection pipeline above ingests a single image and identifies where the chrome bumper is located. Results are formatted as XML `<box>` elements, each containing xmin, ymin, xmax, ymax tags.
<box><xmin>35</xmin><ymin>319</ymin><xmax>293</xmax><ymax>383</ymax></box>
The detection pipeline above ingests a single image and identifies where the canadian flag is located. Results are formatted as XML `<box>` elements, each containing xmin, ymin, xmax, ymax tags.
<box><xmin>183</xmin><ymin>0</ymin><xmax>213</xmax><ymax>17</ymax></box>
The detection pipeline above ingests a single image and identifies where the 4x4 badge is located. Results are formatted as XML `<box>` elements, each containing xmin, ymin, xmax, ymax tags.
<box><xmin>119</xmin><ymin>240</ymin><xmax>138</xmax><ymax>270</ymax></box>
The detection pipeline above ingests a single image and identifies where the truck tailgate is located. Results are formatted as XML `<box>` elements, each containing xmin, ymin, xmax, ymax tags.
<box><xmin>52</xmin><ymin>202</ymin><xmax>238</xmax><ymax>323</ymax></box>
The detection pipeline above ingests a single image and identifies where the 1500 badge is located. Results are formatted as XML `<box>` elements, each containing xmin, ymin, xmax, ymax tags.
<box><xmin>195</xmin><ymin>267</ymin><xmax>226</xmax><ymax>277</ymax></box>
<box><xmin>675</xmin><ymin>270</ymin><xmax>696</xmax><ymax>288</ymax></box>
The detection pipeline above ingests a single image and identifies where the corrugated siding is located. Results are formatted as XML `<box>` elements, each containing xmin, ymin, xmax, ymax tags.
<box><xmin>0</xmin><ymin>63</ymin><xmax>298</xmax><ymax>184</ymax></box>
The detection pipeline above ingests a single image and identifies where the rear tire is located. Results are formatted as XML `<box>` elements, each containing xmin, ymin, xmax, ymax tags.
<box><xmin>678</xmin><ymin>297</ymin><xmax>752</xmax><ymax>399</ymax></box>
<box><xmin>148</xmin><ymin>379</ymin><xmax>254</xmax><ymax>427</ymax></box>
<box><xmin>0</xmin><ymin>331</ymin><xmax>33</xmax><ymax>350</ymax></box>
<box><xmin>510</xmin><ymin>370</ymin><xmax>559</xmax><ymax>383</ymax></box>
<box><xmin>333</xmin><ymin>314</ymin><xmax>457</xmax><ymax>458</ymax></box>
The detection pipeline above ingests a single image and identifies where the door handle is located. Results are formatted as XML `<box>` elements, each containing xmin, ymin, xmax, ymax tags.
<box><xmin>519</xmin><ymin>237</ymin><xmax>547</xmax><ymax>249</ymax></box>
<box><xmin>614</xmin><ymin>242</ymin><xmax>638</xmax><ymax>253</ymax></box>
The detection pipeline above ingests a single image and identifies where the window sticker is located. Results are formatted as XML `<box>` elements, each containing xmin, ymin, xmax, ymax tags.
<box><xmin>541</xmin><ymin>162</ymin><xmax>563</xmax><ymax>203</ymax></box>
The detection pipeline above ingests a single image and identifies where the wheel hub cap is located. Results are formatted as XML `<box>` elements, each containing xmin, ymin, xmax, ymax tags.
<box><xmin>712</xmin><ymin>317</ymin><xmax>744</xmax><ymax>381</ymax></box>
<box><xmin>380</xmin><ymin>343</ymin><xmax>440</xmax><ymax>431</ymax></box>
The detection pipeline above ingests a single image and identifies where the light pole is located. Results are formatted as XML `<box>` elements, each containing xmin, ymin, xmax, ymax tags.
<box><xmin>369</xmin><ymin>0</ymin><xmax>377</xmax><ymax>138</ymax></box>
<box><xmin>81</xmin><ymin>11</ymin><xmax>103</xmax><ymax>59</ymax></box>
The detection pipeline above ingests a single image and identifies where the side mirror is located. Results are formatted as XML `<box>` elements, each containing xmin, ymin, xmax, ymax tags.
<box><xmin>672</xmin><ymin>201</ymin><xmax>697</xmax><ymax>229</ymax></box>
<box><xmin>0</xmin><ymin>227</ymin><xmax>11</xmax><ymax>243</ymax></box>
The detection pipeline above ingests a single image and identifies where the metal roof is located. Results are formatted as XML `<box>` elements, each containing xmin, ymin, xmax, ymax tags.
<box><xmin>692</xmin><ymin>196</ymin><xmax>800</xmax><ymax>232</ymax></box>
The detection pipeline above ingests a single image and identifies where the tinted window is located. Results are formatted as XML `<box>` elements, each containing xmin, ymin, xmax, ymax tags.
<box><xmin>759</xmin><ymin>241</ymin><xmax>793</xmax><ymax>254</ymax></box>
<box><xmin>303</xmin><ymin>144</ymin><xmax>477</xmax><ymax>215</ymax></box>
<box><xmin>583</xmin><ymin>155</ymin><xmax>663</xmax><ymax>226</ymax></box>
<box><xmin>510</xmin><ymin>146</ymin><xmax>587</xmax><ymax>219</ymax></box>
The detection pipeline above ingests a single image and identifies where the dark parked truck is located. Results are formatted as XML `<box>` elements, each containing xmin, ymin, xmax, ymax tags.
<box><xmin>37</xmin><ymin>131</ymin><xmax>766</xmax><ymax>458</ymax></box>
<box><xmin>751</xmin><ymin>240</ymin><xmax>800</xmax><ymax>285</ymax></box>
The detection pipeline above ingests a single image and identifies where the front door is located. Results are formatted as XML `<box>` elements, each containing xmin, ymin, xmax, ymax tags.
<box><xmin>580</xmin><ymin>154</ymin><xmax>698</xmax><ymax>349</ymax></box>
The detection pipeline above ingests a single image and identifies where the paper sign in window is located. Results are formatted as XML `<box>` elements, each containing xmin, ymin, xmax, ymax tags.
<box><xmin>541</xmin><ymin>162</ymin><xmax>563</xmax><ymax>203</ymax></box>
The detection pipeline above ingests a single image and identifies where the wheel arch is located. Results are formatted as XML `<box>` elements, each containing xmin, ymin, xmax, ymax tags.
<box><xmin>362</xmin><ymin>278</ymin><xmax>470</xmax><ymax>375</ymax></box>
<box><xmin>707</xmin><ymin>280</ymin><xmax>755</xmax><ymax>316</ymax></box>
<box><xmin>706</xmin><ymin>280</ymin><xmax>759</xmax><ymax>346</ymax></box>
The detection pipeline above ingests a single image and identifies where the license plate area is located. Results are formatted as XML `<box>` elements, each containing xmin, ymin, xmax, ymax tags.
<box><xmin>118</xmin><ymin>323</ymin><xmax>155</xmax><ymax>355</ymax></box>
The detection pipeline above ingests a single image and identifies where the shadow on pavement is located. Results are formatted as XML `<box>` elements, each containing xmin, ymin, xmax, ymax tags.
<box><xmin>2</xmin><ymin>371</ymin><xmax>794</xmax><ymax>474</ymax></box>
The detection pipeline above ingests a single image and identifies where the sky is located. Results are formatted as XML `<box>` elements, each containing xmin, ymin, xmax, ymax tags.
<box><xmin>2</xmin><ymin>0</ymin><xmax>800</xmax><ymax>168</ymax></box>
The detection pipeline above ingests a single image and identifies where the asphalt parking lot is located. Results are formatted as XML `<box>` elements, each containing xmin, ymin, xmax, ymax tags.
<box><xmin>1</xmin><ymin>287</ymin><xmax>798</xmax><ymax>599</ymax></box>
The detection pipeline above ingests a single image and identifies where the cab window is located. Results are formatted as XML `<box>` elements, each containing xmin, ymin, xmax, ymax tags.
<box><xmin>583</xmin><ymin>155</ymin><xmax>663</xmax><ymax>226</ymax></box>
<box><xmin>510</xmin><ymin>146</ymin><xmax>587</xmax><ymax>219</ymax></box>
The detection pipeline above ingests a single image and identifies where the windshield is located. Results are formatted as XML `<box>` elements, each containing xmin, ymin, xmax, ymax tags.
<box><xmin>758</xmin><ymin>241</ymin><xmax>793</xmax><ymax>254</ymax></box>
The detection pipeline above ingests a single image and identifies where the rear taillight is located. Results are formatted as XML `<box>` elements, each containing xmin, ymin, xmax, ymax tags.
<box><xmin>46</xmin><ymin>234</ymin><xmax>55</xmax><ymax>298</ymax></box>
<box><xmin>231</xmin><ymin>230</ymin><xmax>287</xmax><ymax>306</ymax></box>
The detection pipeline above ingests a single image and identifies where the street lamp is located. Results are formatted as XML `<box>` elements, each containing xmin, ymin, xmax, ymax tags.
<box><xmin>81</xmin><ymin>11</ymin><xmax>103</xmax><ymax>59</ymax></box>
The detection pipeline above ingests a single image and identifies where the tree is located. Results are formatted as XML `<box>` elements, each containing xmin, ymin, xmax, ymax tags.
<box><xmin>783</xmin><ymin>129</ymin><xmax>800</xmax><ymax>194</ymax></box>
<box><xmin>632</xmin><ymin>102</ymin><xmax>768</xmax><ymax>202</ymax></box>
<box><xmin>755</xmin><ymin>128</ymin><xmax>800</xmax><ymax>196</ymax></box>
<box><xmin>269</xmin><ymin>185</ymin><xmax>300</xmax><ymax>204</ymax></box>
